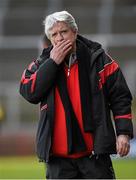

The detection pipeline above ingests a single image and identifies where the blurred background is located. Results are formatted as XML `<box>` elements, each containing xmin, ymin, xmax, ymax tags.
<box><xmin>0</xmin><ymin>0</ymin><xmax>136</xmax><ymax>179</ymax></box>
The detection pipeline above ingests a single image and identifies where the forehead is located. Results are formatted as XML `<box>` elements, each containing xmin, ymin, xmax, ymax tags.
<box><xmin>49</xmin><ymin>21</ymin><xmax>70</xmax><ymax>32</ymax></box>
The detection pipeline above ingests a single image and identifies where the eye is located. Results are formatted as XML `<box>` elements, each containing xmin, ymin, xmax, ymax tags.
<box><xmin>51</xmin><ymin>32</ymin><xmax>57</xmax><ymax>38</ymax></box>
<box><xmin>61</xmin><ymin>30</ymin><xmax>68</xmax><ymax>34</ymax></box>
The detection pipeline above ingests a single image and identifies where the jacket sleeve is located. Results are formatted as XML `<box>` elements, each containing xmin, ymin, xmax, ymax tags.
<box><xmin>99</xmin><ymin>53</ymin><xmax>133</xmax><ymax>138</ymax></box>
<box><xmin>19</xmin><ymin>57</ymin><xmax>59</xmax><ymax>104</ymax></box>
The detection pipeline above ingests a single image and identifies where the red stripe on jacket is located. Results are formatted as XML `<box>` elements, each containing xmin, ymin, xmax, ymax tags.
<box><xmin>114</xmin><ymin>114</ymin><xmax>132</xmax><ymax>120</ymax></box>
<box><xmin>99</xmin><ymin>60</ymin><xmax>119</xmax><ymax>89</ymax></box>
<box><xmin>51</xmin><ymin>62</ymin><xmax>93</xmax><ymax>158</ymax></box>
<box><xmin>21</xmin><ymin>70</ymin><xmax>37</xmax><ymax>93</ymax></box>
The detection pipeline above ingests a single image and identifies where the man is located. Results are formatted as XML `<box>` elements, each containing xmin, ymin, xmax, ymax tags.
<box><xmin>20</xmin><ymin>11</ymin><xmax>133</xmax><ymax>179</ymax></box>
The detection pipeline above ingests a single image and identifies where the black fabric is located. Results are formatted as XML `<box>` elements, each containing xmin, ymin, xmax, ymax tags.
<box><xmin>57</xmin><ymin>68</ymin><xmax>87</xmax><ymax>154</ymax></box>
<box><xmin>46</xmin><ymin>155</ymin><xmax>115</xmax><ymax>179</ymax></box>
<box><xmin>77</xmin><ymin>39</ymin><xmax>95</xmax><ymax>132</ymax></box>
<box><xmin>115</xmin><ymin>118</ymin><xmax>133</xmax><ymax>137</ymax></box>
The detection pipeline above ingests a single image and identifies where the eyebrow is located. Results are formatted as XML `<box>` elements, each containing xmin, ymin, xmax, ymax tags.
<box><xmin>51</xmin><ymin>28</ymin><xmax>69</xmax><ymax>36</ymax></box>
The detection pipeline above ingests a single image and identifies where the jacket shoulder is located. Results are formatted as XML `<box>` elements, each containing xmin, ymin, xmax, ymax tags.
<box><xmin>37</xmin><ymin>45</ymin><xmax>53</xmax><ymax>65</ymax></box>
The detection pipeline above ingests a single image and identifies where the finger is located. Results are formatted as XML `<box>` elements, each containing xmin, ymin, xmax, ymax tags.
<box><xmin>121</xmin><ymin>143</ymin><xmax>130</xmax><ymax>157</ymax></box>
<box><xmin>51</xmin><ymin>41</ymin><xmax>67</xmax><ymax>53</ymax></box>
<box><xmin>63</xmin><ymin>46</ymin><xmax>72</xmax><ymax>55</ymax></box>
<box><xmin>116</xmin><ymin>141</ymin><xmax>119</xmax><ymax>154</ymax></box>
<box><xmin>118</xmin><ymin>142</ymin><xmax>130</xmax><ymax>157</ymax></box>
<box><xmin>126</xmin><ymin>143</ymin><xmax>130</xmax><ymax>155</ymax></box>
<box><xmin>116</xmin><ymin>140</ymin><xmax>122</xmax><ymax>155</ymax></box>
<box><xmin>55</xmin><ymin>40</ymin><xmax>66</xmax><ymax>47</ymax></box>
<box><xmin>53</xmin><ymin>41</ymin><xmax>71</xmax><ymax>54</ymax></box>
<box><xmin>117</xmin><ymin>141</ymin><xmax>126</xmax><ymax>156</ymax></box>
<box><xmin>57</xmin><ymin>40</ymin><xmax>71</xmax><ymax>49</ymax></box>
<box><xmin>62</xmin><ymin>42</ymin><xmax>72</xmax><ymax>52</ymax></box>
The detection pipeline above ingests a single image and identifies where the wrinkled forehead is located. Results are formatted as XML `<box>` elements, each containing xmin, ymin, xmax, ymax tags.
<box><xmin>49</xmin><ymin>21</ymin><xmax>70</xmax><ymax>32</ymax></box>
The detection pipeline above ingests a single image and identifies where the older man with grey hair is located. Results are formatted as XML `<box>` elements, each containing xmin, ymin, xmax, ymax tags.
<box><xmin>20</xmin><ymin>11</ymin><xmax>133</xmax><ymax>179</ymax></box>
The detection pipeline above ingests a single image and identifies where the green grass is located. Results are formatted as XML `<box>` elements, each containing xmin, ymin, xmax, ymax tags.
<box><xmin>0</xmin><ymin>156</ymin><xmax>136</xmax><ymax>179</ymax></box>
<box><xmin>0</xmin><ymin>156</ymin><xmax>45</xmax><ymax>179</ymax></box>
<box><xmin>112</xmin><ymin>158</ymin><xmax>136</xmax><ymax>179</ymax></box>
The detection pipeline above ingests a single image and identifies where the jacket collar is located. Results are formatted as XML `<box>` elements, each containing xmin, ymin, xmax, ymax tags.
<box><xmin>76</xmin><ymin>34</ymin><xmax>104</xmax><ymax>68</ymax></box>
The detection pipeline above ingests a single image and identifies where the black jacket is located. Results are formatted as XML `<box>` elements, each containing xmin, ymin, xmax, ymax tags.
<box><xmin>19</xmin><ymin>35</ymin><xmax>133</xmax><ymax>162</ymax></box>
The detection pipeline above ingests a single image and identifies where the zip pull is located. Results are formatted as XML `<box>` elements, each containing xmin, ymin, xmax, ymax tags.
<box><xmin>67</xmin><ymin>68</ymin><xmax>70</xmax><ymax>76</ymax></box>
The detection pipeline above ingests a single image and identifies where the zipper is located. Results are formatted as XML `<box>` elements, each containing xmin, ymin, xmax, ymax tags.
<box><xmin>67</xmin><ymin>68</ymin><xmax>70</xmax><ymax>77</ymax></box>
<box><xmin>67</xmin><ymin>54</ymin><xmax>72</xmax><ymax>77</ymax></box>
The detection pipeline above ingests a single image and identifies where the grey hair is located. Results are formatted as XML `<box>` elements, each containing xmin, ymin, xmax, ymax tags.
<box><xmin>43</xmin><ymin>11</ymin><xmax>78</xmax><ymax>39</ymax></box>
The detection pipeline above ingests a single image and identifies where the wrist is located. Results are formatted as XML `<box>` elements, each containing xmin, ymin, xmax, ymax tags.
<box><xmin>118</xmin><ymin>134</ymin><xmax>130</xmax><ymax>140</ymax></box>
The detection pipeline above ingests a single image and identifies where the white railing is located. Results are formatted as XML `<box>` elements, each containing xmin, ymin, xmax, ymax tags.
<box><xmin>0</xmin><ymin>34</ymin><xmax>136</xmax><ymax>50</ymax></box>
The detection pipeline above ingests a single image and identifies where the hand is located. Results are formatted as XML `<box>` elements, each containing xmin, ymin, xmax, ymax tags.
<box><xmin>50</xmin><ymin>40</ymin><xmax>72</xmax><ymax>64</ymax></box>
<box><xmin>116</xmin><ymin>135</ymin><xmax>130</xmax><ymax>157</ymax></box>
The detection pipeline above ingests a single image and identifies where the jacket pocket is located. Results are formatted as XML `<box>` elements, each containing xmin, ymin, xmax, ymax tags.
<box><xmin>36</xmin><ymin>103</ymin><xmax>51</xmax><ymax>161</ymax></box>
<box><xmin>37</xmin><ymin>105</ymin><xmax>47</xmax><ymax>142</ymax></box>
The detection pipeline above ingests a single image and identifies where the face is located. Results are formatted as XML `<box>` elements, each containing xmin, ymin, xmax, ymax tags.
<box><xmin>49</xmin><ymin>21</ymin><xmax>77</xmax><ymax>49</ymax></box>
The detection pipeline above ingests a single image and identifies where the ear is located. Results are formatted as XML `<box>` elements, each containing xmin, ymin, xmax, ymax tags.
<box><xmin>73</xmin><ymin>29</ymin><xmax>78</xmax><ymax>39</ymax></box>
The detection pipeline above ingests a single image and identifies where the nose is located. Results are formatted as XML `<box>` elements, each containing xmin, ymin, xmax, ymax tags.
<box><xmin>56</xmin><ymin>33</ymin><xmax>64</xmax><ymax>42</ymax></box>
